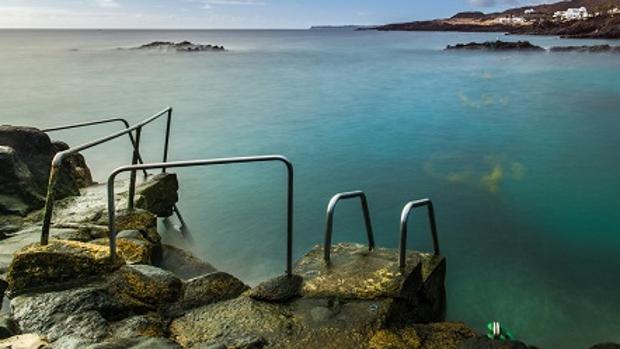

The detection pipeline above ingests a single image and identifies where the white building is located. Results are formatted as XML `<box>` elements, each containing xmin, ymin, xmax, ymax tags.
<box><xmin>497</xmin><ymin>16</ymin><xmax>528</xmax><ymax>25</ymax></box>
<box><xmin>524</xmin><ymin>8</ymin><xmax>535</xmax><ymax>15</ymax></box>
<box><xmin>609</xmin><ymin>8</ymin><xmax>620</xmax><ymax>15</ymax></box>
<box><xmin>554</xmin><ymin>7</ymin><xmax>590</xmax><ymax>21</ymax></box>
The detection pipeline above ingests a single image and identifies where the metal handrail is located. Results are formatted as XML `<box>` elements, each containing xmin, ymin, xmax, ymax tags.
<box><xmin>399</xmin><ymin>198</ymin><xmax>440</xmax><ymax>269</ymax></box>
<box><xmin>323</xmin><ymin>191</ymin><xmax>375</xmax><ymax>264</ymax></box>
<box><xmin>42</xmin><ymin>117</ymin><xmax>148</xmax><ymax>177</ymax></box>
<box><xmin>106</xmin><ymin>155</ymin><xmax>295</xmax><ymax>275</ymax></box>
<box><xmin>40</xmin><ymin>107</ymin><xmax>174</xmax><ymax>245</ymax></box>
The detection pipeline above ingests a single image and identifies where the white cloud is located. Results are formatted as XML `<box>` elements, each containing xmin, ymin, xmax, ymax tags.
<box><xmin>96</xmin><ymin>0</ymin><xmax>120</xmax><ymax>8</ymax></box>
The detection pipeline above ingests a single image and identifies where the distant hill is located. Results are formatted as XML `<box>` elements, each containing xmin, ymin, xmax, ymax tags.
<box><xmin>374</xmin><ymin>0</ymin><xmax>620</xmax><ymax>39</ymax></box>
<box><xmin>491</xmin><ymin>0</ymin><xmax>620</xmax><ymax>16</ymax></box>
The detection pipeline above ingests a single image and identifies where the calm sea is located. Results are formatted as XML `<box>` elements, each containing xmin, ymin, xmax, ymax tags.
<box><xmin>1</xmin><ymin>29</ymin><xmax>619</xmax><ymax>348</ymax></box>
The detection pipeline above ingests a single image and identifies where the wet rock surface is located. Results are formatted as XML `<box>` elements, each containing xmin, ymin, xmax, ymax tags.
<box><xmin>446</xmin><ymin>41</ymin><xmax>544</xmax><ymax>51</ymax></box>
<box><xmin>155</xmin><ymin>244</ymin><xmax>217</xmax><ymax>280</ymax></box>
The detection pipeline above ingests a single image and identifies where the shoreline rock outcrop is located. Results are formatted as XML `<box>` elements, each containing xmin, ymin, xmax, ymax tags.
<box><xmin>446</xmin><ymin>41</ymin><xmax>545</xmax><ymax>51</ymax></box>
<box><xmin>134</xmin><ymin>41</ymin><xmax>225</xmax><ymax>52</ymax></box>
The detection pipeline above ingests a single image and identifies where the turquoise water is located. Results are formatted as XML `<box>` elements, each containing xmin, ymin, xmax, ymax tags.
<box><xmin>1</xmin><ymin>29</ymin><xmax>619</xmax><ymax>348</ymax></box>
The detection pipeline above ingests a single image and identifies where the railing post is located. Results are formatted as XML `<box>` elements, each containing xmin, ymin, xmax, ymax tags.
<box><xmin>399</xmin><ymin>199</ymin><xmax>440</xmax><ymax>269</ymax></box>
<box><xmin>40</xmin><ymin>161</ymin><xmax>61</xmax><ymax>245</ymax></box>
<box><xmin>162</xmin><ymin>108</ymin><xmax>172</xmax><ymax>173</ymax></box>
<box><xmin>107</xmin><ymin>176</ymin><xmax>117</xmax><ymax>263</ymax></box>
<box><xmin>323</xmin><ymin>191</ymin><xmax>375</xmax><ymax>264</ymax></box>
<box><xmin>127</xmin><ymin>126</ymin><xmax>142</xmax><ymax>210</ymax></box>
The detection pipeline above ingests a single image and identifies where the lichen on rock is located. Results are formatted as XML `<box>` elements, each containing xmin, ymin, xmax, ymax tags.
<box><xmin>6</xmin><ymin>240</ymin><xmax>125</xmax><ymax>293</ymax></box>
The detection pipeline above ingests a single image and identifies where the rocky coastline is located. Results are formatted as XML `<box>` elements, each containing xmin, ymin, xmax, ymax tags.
<box><xmin>445</xmin><ymin>40</ymin><xmax>620</xmax><ymax>53</ymax></box>
<box><xmin>0</xmin><ymin>125</ymin><xmax>615</xmax><ymax>348</ymax></box>
<box><xmin>372</xmin><ymin>0</ymin><xmax>620</xmax><ymax>39</ymax></box>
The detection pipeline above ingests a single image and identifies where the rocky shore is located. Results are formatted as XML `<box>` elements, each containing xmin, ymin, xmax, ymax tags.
<box><xmin>0</xmin><ymin>125</ymin><xmax>614</xmax><ymax>348</ymax></box>
<box><xmin>372</xmin><ymin>0</ymin><xmax>620</xmax><ymax>39</ymax></box>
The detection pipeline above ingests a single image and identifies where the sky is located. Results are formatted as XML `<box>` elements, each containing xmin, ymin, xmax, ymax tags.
<box><xmin>0</xmin><ymin>0</ymin><xmax>553</xmax><ymax>29</ymax></box>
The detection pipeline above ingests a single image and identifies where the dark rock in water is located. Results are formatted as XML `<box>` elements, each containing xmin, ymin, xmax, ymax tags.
<box><xmin>0</xmin><ymin>314</ymin><xmax>18</xmax><ymax>339</ymax></box>
<box><xmin>446</xmin><ymin>41</ymin><xmax>544</xmax><ymax>51</ymax></box>
<box><xmin>135</xmin><ymin>41</ymin><xmax>225</xmax><ymax>52</ymax></box>
<box><xmin>550</xmin><ymin>45</ymin><xmax>620</xmax><ymax>53</ymax></box>
<box><xmin>154</xmin><ymin>244</ymin><xmax>217</xmax><ymax>280</ymax></box>
<box><xmin>6</xmin><ymin>240</ymin><xmax>125</xmax><ymax>293</ymax></box>
<box><xmin>248</xmin><ymin>274</ymin><xmax>303</xmax><ymax>302</ymax></box>
<box><xmin>135</xmin><ymin>173</ymin><xmax>179</xmax><ymax>217</ymax></box>
<box><xmin>178</xmin><ymin>272</ymin><xmax>249</xmax><ymax>311</ymax></box>
<box><xmin>458</xmin><ymin>336</ymin><xmax>539</xmax><ymax>349</ymax></box>
<box><xmin>591</xmin><ymin>344</ymin><xmax>620</xmax><ymax>349</ymax></box>
<box><xmin>111</xmin><ymin>265</ymin><xmax>182</xmax><ymax>305</ymax></box>
<box><xmin>0</xmin><ymin>126</ymin><xmax>91</xmax><ymax>215</ymax></box>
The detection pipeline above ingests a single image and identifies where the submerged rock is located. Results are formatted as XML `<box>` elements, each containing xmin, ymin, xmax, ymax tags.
<box><xmin>446</xmin><ymin>41</ymin><xmax>544</xmax><ymax>51</ymax></box>
<box><xmin>6</xmin><ymin>240</ymin><xmax>125</xmax><ymax>293</ymax></box>
<box><xmin>154</xmin><ymin>244</ymin><xmax>217</xmax><ymax>280</ymax></box>
<box><xmin>135</xmin><ymin>41</ymin><xmax>225</xmax><ymax>52</ymax></box>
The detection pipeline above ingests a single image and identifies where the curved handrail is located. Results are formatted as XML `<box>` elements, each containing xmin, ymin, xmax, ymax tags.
<box><xmin>40</xmin><ymin>107</ymin><xmax>173</xmax><ymax>245</ymax></box>
<box><xmin>106</xmin><ymin>155</ymin><xmax>295</xmax><ymax>275</ymax></box>
<box><xmin>323</xmin><ymin>191</ymin><xmax>375</xmax><ymax>264</ymax></box>
<box><xmin>43</xmin><ymin>117</ymin><xmax>148</xmax><ymax>177</ymax></box>
<box><xmin>399</xmin><ymin>198</ymin><xmax>440</xmax><ymax>269</ymax></box>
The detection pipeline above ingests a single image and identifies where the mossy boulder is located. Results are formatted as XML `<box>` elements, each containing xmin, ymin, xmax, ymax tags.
<box><xmin>91</xmin><ymin>237</ymin><xmax>154</xmax><ymax>265</ymax></box>
<box><xmin>113</xmin><ymin>209</ymin><xmax>160</xmax><ymax>244</ymax></box>
<box><xmin>6</xmin><ymin>240</ymin><xmax>124</xmax><ymax>293</ymax></box>
<box><xmin>111</xmin><ymin>265</ymin><xmax>182</xmax><ymax>305</ymax></box>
